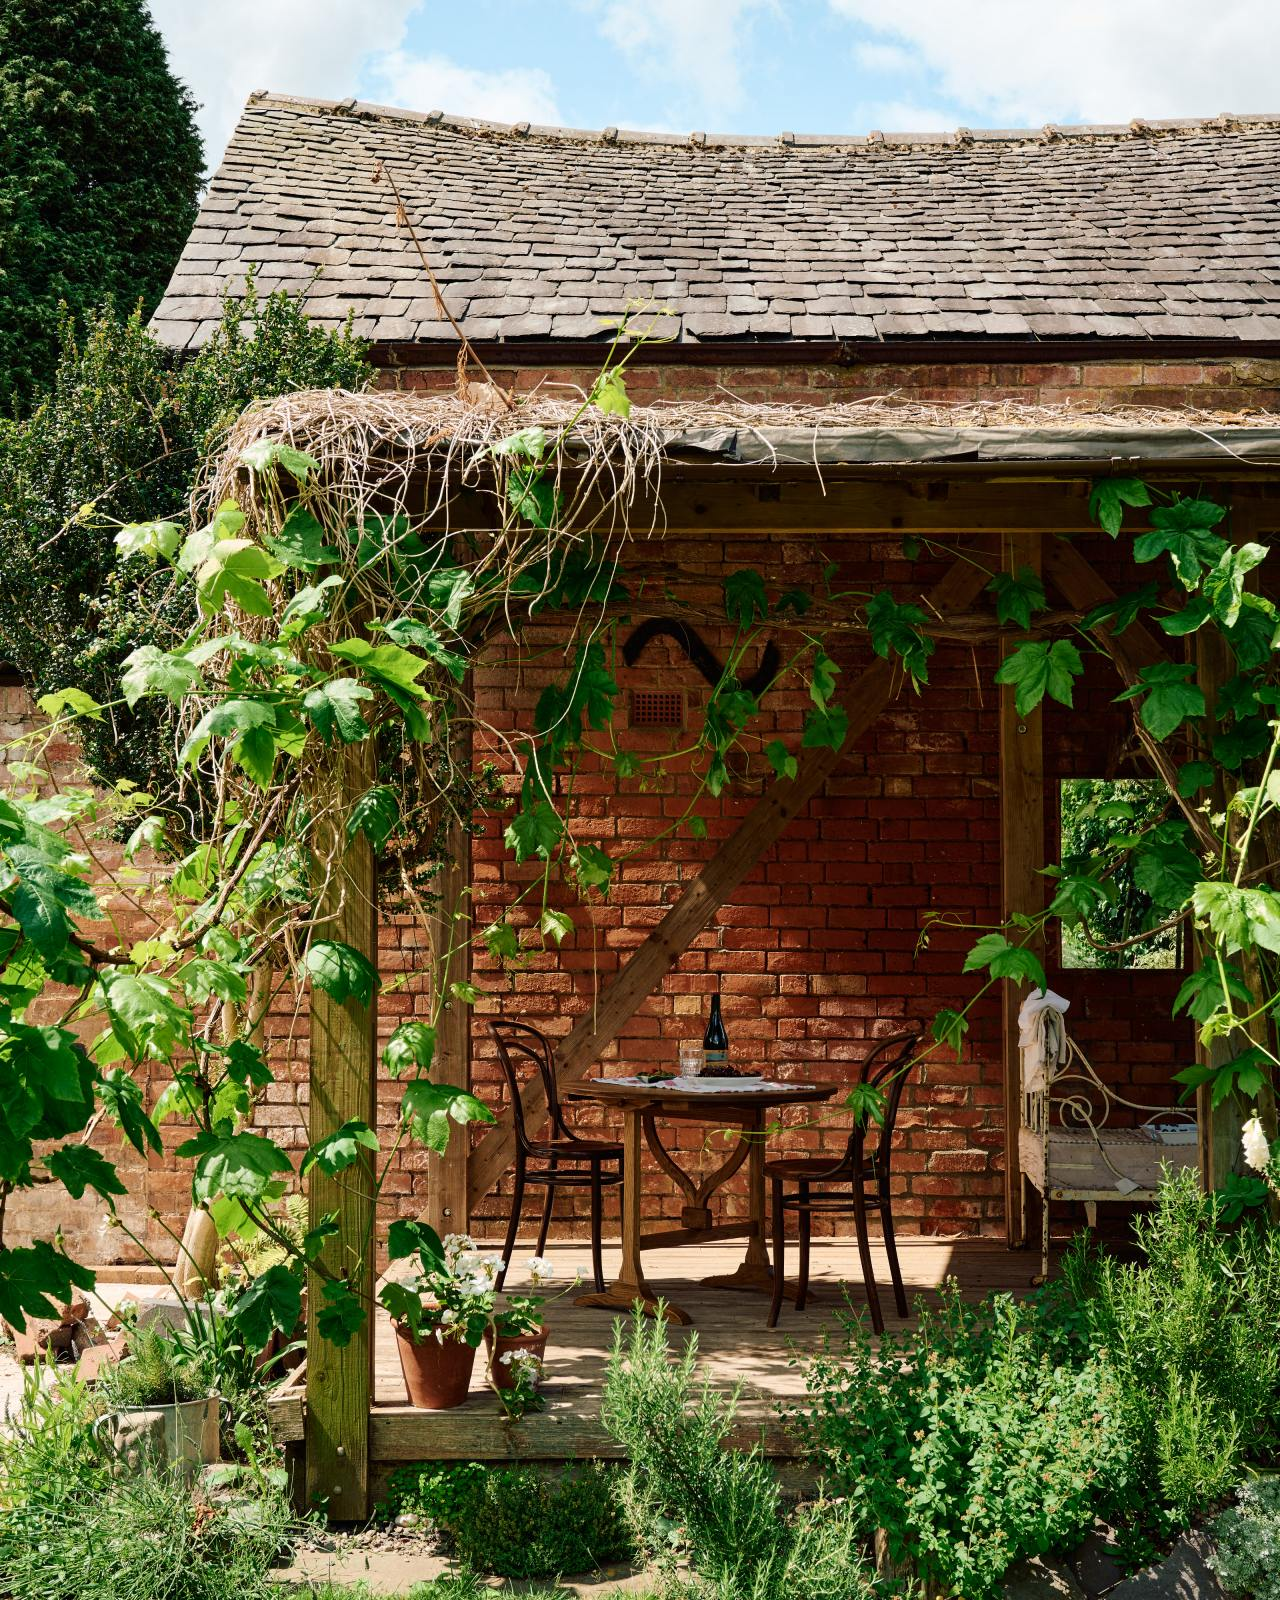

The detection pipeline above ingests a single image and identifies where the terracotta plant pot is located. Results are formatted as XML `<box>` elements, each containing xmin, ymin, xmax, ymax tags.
<box><xmin>485</xmin><ymin>1324</ymin><xmax>549</xmax><ymax>1391</ymax></box>
<box><xmin>394</xmin><ymin>1323</ymin><xmax>478</xmax><ymax>1409</ymax></box>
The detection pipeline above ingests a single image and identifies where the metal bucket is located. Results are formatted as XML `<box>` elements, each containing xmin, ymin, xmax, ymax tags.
<box><xmin>96</xmin><ymin>1396</ymin><xmax>220</xmax><ymax>1480</ymax></box>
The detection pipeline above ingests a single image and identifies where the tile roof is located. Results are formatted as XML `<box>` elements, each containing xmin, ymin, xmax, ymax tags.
<box><xmin>152</xmin><ymin>94</ymin><xmax>1280</xmax><ymax>351</ymax></box>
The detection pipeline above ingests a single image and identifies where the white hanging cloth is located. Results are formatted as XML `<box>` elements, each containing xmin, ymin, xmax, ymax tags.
<box><xmin>1017</xmin><ymin>988</ymin><xmax>1071</xmax><ymax>1094</ymax></box>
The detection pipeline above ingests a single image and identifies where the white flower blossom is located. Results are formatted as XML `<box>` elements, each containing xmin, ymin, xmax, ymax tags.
<box><xmin>1242</xmin><ymin>1114</ymin><xmax>1272</xmax><ymax>1173</ymax></box>
<box><xmin>500</xmin><ymin>1348</ymin><xmax>542</xmax><ymax>1376</ymax></box>
<box><xmin>525</xmin><ymin>1255</ymin><xmax>555</xmax><ymax>1285</ymax></box>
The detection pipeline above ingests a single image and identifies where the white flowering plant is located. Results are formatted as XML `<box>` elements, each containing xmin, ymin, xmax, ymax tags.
<box><xmin>379</xmin><ymin>1222</ymin><xmax>501</xmax><ymax>1347</ymax></box>
<box><xmin>1243</xmin><ymin>1112</ymin><xmax>1279</xmax><ymax>1196</ymax></box>
<box><xmin>492</xmin><ymin>1254</ymin><xmax>571</xmax><ymax>1337</ymax></box>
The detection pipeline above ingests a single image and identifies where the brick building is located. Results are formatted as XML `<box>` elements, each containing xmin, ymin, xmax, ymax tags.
<box><xmin>18</xmin><ymin>95</ymin><xmax>1280</xmax><ymax>1265</ymax></box>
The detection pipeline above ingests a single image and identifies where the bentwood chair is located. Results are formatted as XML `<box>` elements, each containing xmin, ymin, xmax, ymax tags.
<box><xmin>488</xmin><ymin>1020</ymin><xmax>623</xmax><ymax>1293</ymax></box>
<box><xmin>767</xmin><ymin>1026</ymin><xmax>923</xmax><ymax>1334</ymax></box>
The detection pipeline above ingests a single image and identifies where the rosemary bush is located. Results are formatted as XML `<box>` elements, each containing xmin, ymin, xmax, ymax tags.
<box><xmin>601</xmin><ymin>1312</ymin><xmax>873</xmax><ymax>1600</ymax></box>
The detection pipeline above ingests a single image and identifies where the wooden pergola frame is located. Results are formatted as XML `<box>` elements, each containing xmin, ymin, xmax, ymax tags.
<box><xmin>301</xmin><ymin>468</ymin><xmax>1280</xmax><ymax>1516</ymax></box>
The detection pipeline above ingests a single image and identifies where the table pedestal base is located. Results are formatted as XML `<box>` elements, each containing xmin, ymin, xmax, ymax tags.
<box><xmin>574</xmin><ymin>1282</ymin><xmax>692</xmax><ymax>1324</ymax></box>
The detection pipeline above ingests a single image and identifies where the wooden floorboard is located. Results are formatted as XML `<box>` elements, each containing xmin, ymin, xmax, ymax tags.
<box><xmin>360</xmin><ymin>1237</ymin><xmax>1042</xmax><ymax>1462</ymax></box>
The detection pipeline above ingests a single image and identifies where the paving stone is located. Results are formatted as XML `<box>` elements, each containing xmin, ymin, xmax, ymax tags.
<box><xmin>1071</xmin><ymin>1526</ymin><xmax>1127</xmax><ymax>1596</ymax></box>
<box><xmin>152</xmin><ymin>95</ymin><xmax>1280</xmax><ymax>349</ymax></box>
<box><xmin>1002</xmin><ymin>1556</ymin><xmax>1088</xmax><ymax>1600</ymax></box>
<box><xmin>1106</xmin><ymin>1530</ymin><xmax>1226</xmax><ymax>1600</ymax></box>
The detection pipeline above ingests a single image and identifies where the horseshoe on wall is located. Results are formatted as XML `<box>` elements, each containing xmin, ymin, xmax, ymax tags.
<box><xmin>622</xmin><ymin>617</ymin><xmax>781</xmax><ymax>698</ymax></box>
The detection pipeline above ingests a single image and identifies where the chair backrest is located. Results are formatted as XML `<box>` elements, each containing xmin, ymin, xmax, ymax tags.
<box><xmin>844</xmin><ymin>1026</ymin><xmax>924</xmax><ymax>1173</ymax></box>
<box><xmin>487</xmin><ymin>1020</ymin><xmax>571</xmax><ymax>1152</ymax></box>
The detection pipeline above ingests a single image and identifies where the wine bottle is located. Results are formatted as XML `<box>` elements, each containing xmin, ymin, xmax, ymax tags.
<box><xmin>702</xmin><ymin>993</ymin><xmax>728</xmax><ymax>1072</ymax></box>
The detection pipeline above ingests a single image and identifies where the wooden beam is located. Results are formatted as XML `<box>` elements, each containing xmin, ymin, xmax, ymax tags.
<box><xmin>999</xmin><ymin>532</ymin><xmax>1046</xmax><ymax>1249</ymax></box>
<box><xmin>467</xmin><ymin>544</ymin><xmax>998</xmax><ymax>1209</ymax></box>
<box><xmin>1042</xmin><ymin>538</ymin><xmax>1171</xmax><ymax>674</ymax></box>
<box><xmin>306</xmin><ymin>741</ymin><xmax>377</xmax><ymax>1521</ymax></box>
<box><xmin>424</xmin><ymin>702</ymin><xmax>473</xmax><ymax>1237</ymax></box>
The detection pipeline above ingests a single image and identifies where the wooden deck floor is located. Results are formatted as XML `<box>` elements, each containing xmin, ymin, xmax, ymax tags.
<box><xmin>355</xmin><ymin>1236</ymin><xmax>1042</xmax><ymax>1468</ymax></box>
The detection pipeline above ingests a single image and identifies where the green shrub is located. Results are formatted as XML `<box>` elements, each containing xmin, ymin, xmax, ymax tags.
<box><xmin>378</xmin><ymin>1459</ymin><xmax>632</xmax><ymax>1579</ymax></box>
<box><xmin>794</xmin><ymin>1282</ymin><xmax>1128</xmax><ymax>1600</ymax></box>
<box><xmin>1065</xmin><ymin>1168</ymin><xmax>1280</xmax><ymax>1518</ymax></box>
<box><xmin>1210</xmin><ymin>1476</ymin><xmax>1280</xmax><ymax>1600</ymax></box>
<box><xmin>601</xmin><ymin>1312</ymin><xmax>873</xmax><ymax>1600</ymax></box>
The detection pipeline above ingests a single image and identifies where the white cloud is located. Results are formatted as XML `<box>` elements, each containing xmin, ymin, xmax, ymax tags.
<box><xmin>367</xmin><ymin>51</ymin><xmax>561</xmax><ymax>126</ymax></box>
<box><xmin>149</xmin><ymin>0</ymin><xmax>420</xmax><ymax>168</ymax></box>
<box><xmin>828</xmin><ymin>0</ymin><xmax>1280</xmax><ymax>125</ymax></box>
<box><xmin>149</xmin><ymin>1</ymin><xmax>561</xmax><ymax>171</ymax></box>
<box><xmin>855</xmin><ymin>100</ymin><xmax>957</xmax><ymax>134</ymax></box>
<box><xmin>853</xmin><ymin>41</ymin><xmax>916</xmax><ymax>76</ymax></box>
<box><xmin>581</xmin><ymin>0</ymin><xmax>778</xmax><ymax>123</ymax></box>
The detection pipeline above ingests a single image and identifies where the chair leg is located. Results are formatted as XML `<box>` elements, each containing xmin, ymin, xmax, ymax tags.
<box><xmin>534</xmin><ymin>1179</ymin><xmax>555</xmax><ymax>1257</ymax></box>
<box><xmin>497</xmin><ymin>1151</ymin><xmax>525</xmax><ymax>1292</ymax></box>
<box><xmin>767</xmin><ymin>1179</ymin><xmax>786</xmax><ymax>1329</ymax></box>
<box><xmin>589</xmin><ymin>1163</ymin><xmax>605</xmax><ymax>1293</ymax></box>
<box><xmin>796</xmin><ymin>1183</ymin><xmax>811</xmax><ymax>1313</ymax></box>
<box><xmin>852</xmin><ymin>1181</ymin><xmax>884</xmax><ymax>1335</ymax></box>
<box><xmin>879</xmin><ymin>1180</ymin><xmax>908</xmax><ymax>1318</ymax></box>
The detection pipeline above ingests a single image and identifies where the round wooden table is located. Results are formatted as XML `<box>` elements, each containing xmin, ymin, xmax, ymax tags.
<box><xmin>562</xmin><ymin>1076</ymin><xmax>835</xmax><ymax>1324</ymax></box>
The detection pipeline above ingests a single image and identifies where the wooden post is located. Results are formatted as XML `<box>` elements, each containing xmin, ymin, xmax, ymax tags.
<box><xmin>425</xmin><ymin>701</ymin><xmax>473</xmax><ymax>1237</ymax></box>
<box><xmin>306</xmin><ymin>741</ymin><xmax>377</xmax><ymax>1521</ymax></box>
<box><xmin>467</xmin><ymin>544</ymin><xmax>999</xmax><ymax>1211</ymax></box>
<box><xmin>999</xmin><ymin>530</ymin><xmax>1046</xmax><ymax>1249</ymax></box>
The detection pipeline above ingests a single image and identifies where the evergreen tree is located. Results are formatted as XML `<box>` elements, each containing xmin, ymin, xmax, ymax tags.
<box><xmin>0</xmin><ymin>0</ymin><xmax>203</xmax><ymax>410</ymax></box>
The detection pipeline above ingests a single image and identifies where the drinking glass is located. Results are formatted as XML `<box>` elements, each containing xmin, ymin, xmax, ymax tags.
<box><xmin>678</xmin><ymin>1042</ymin><xmax>703</xmax><ymax>1077</ymax></box>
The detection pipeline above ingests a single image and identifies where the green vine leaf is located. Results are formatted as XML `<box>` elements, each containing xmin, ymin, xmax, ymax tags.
<box><xmin>427</xmin><ymin>567</ymin><xmax>476</xmax><ymax>630</ymax></box>
<box><xmin>504</xmin><ymin>801</ymin><xmax>563</xmax><ymax>863</ymax></box>
<box><xmin>317</xmin><ymin>1279</ymin><xmax>366</xmax><ymax>1347</ymax></box>
<box><xmin>383</xmin><ymin>1022</ymin><xmax>436</xmax><ymax>1078</ymax></box>
<box><xmin>489</xmin><ymin>426</ymin><xmax>547</xmax><ymax>462</ymax></box>
<box><xmin>987</xmin><ymin>566</ymin><xmax>1047</xmax><ymax>631</ymax></box>
<box><xmin>865</xmin><ymin>591</ymin><xmax>935</xmax><ymax>686</ymax></box>
<box><xmin>330</xmin><ymin>637</ymin><xmax>431</xmax><ymax>699</ymax></box>
<box><xmin>1131</xmin><ymin>837</ymin><xmax>1201</xmax><ymax>910</ymax></box>
<box><xmin>115</xmin><ymin>520</ymin><xmax>182</xmax><ymax>561</ymax></box>
<box><xmin>961</xmin><ymin>933</ymin><xmax>1046</xmax><ymax>991</ymax></box>
<box><xmin>230</xmin><ymin>1263</ymin><xmax>302</xmax><ymax>1352</ymax></box>
<box><xmin>1172</xmin><ymin>961</ymin><xmax>1252</xmax><ymax>1026</ymax></box>
<box><xmin>994</xmin><ymin>639</ymin><xmax>1082</xmax><ymax>716</ymax></box>
<box><xmin>540</xmin><ymin>908</ymin><xmax>575</xmax><ymax>946</ymax></box>
<box><xmin>401</xmin><ymin>1081</ymin><xmax>495</xmax><ymax>1153</ymax></box>
<box><xmin>179</xmin><ymin>1130</ymin><xmax>293</xmax><ymax>1205</ymax></box>
<box><xmin>571</xmin><ymin>844</ymin><xmax>614</xmax><ymax>895</ymax></box>
<box><xmin>1133</xmin><ymin>498</ymin><xmax>1229</xmax><ymax>588</ymax></box>
<box><xmin>301</xmin><ymin>1119</ymin><xmax>379</xmax><ymax>1177</ymax></box>
<box><xmin>1088</xmin><ymin>477</ymin><xmax>1151</xmax><ymax>536</ymax></box>
<box><xmin>0</xmin><ymin>1242</ymin><xmax>96</xmax><ymax>1333</ymax></box>
<box><xmin>303</xmin><ymin>678</ymin><xmax>373</xmax><ymax>745</ymax></box>
<box><xmin>507</xmin><ymin>466</ymin><xmax>559</xmax><ymax>530</ymax></box>
<box><xmin>1176</xmin><ymin>760</ymin><xmax>1215</xmax><ymax>798</ymax></box>
<box><xmin>1192</xmin><ymin>881</ymin><xmax>1280</xmax><ymax>956</ymax></box>
<box><xmin>765</xmin><ymin>740</ymin><xmax>798</xmax><ymax>781</ymax></box>
<box><xmin>809</xmin><ymin>649</ymin><xmax>839</xmax><ymax>708</ymax></box>
<box><xmin>304</xmin><ymin>940</ymin><xmax>381</xmax><ymax>1005</ymax></box>
<box><xmin>121</xmin><ymin>645</ymin><xmax>203</xmax><ymax>708</ymax></box>
<box><xmin>346</xmin><ymin>785</ymin><xmax>400</xmax><ymax>853</ymax></box>
<box><xmin>483</xmin><ymin>921</ymin><xmax>523</xmax><ymax>963</ymax></box>
<box><xmin>801</xmin><ymin>706</ymin><xmax>848</xmax><ymax>751</ymax></box>
<box><xmin>724</xmin><ymin>569</ymin><xmax>767</xmax><ymax>628</ymax></box>
<box><xmin>1114</xmin><ymin>662</ymin><xmax>1205</xmax><ymax>740</ymax></box>
<box><xmin>930</xmin><ymin>1009</ymin><xmax>969</xmax><ymax>1056</ymax></box>
<box><xmin>381</xmin><ymin>618</ymin><xmax>468</xmax><ymax>683</ymax></box>
<box><xmin>1203</xmin><ymin>541</ymin><xmax>1268</xmax><ymax>628</ymax></box>
<box><xmin>239</xmin><ymin>438</ymin><xmax>321</xmax><ymax>480</ymax></box>
<box><xmin>1081</xmin><ymin>582</ymin><xmax>1161</xmax><ymax>637</ymax></box>
<box><xmin>264</xmin><ymin>505</ymin><xmax>339</xmax><ymax>569</ymax></box>
<box><xmin>36</xmin><ymin>688</ymin><xmax>103</xmax><ymax>722</ymax></box>
<box><xmin>98</xmin><ymin>1067</ymin><xmax>161</xmax><ymax>1156</ymax></box>
<box><xmin>590</xmin><ymin>369</ymin><xmax>632</xmax><ymax>417</ymax></box>
<box><xmin>44</xmin><ymin>1144</ymin><xmax>127</xmax><ymax>1201</ymax></box>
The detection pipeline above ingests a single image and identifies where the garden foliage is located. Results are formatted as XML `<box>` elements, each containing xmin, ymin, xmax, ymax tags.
<box><xmin>0</xmin><ymin>283</ymin><xmax>371</xmax><ymax>800</ymax></box>
<box><xmin>601</xmin><ymin>1311</ymin><xmax>874</xmax><ymax>1600</ymax></box>
<box><xmin>379</xmin><ymin>1459</ymin><xmax>632</xmax><ymax>1579</ymax></box>
<box><xmin>0</xmin><ymin>1360</ymin><xmax>292</xmax><ymax>1600</ymax></box>
<box><xmin>1210</xmin><ymin>1475</ymin><xmax>1280</xmax><ymax>1600</ymax></box>
<box><xmin>796</xmin><ymin>1280</ymin><xmax>1126</xmax><ymax>1597</ymax></box>
<box><xmin>0</xmin><ymin>0</ymin><xmax>203</xmax><ymax>409</ymax></box>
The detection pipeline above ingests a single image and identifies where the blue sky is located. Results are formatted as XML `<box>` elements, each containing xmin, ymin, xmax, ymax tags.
<box><xmin>150</xmin><ymin>1</ymin><xmax>1280</xmax><ymax>173</ymax></box>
